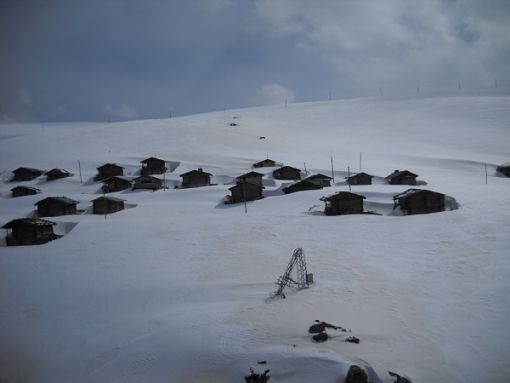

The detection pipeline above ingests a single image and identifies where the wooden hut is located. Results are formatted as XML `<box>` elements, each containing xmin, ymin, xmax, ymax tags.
<box><xmin>102</xmin><ymin>176</ymin><xmax>133</xmax><ymax>193</ymax></box>
<box><xmin>393</xmin><ymin>189</ymin><xmax>445</xmax><ymax>215</ymax></box>
<box><xmin>141</xmin><ymin>157</ymin><xmax>167</xmax><ymax>175</ymax></box>
<box><xmin>11</xmin><ymin>186</ymin><xmax>41</xmax><ymax>198</ymax></box>
<box><xmin>92</xmin><ymin>196</ymin><xmax>125</xmax><ymax>214</ymax></box>
<box><xmin>236</xmin><ymin>171</ymin><xmax>264</xmax><ymax>187</ymax></box>
<box><xmin>283</xmin><ymin>179</ymin><xmax>323</xmax><ymax>194</ymax></box>
<box><xmin>497</xmin><ymin>163</ymin><xmax>510</xmax><ymax>177</ymax></box>
<box><xmin>132</xmin><ymin>175</ymin><xmax>163</xmax><ymax>190</ymax></box>
<box><xmin>180</xmin><ymin>168</ymin><xmax>212</xmax><ymax>188</ymax></box>
<box><xmin>228</xmin><ymin>181</ymin><xmax>264</xmax><ymax>203</ymax></box>
<box><xmin>2</xmin><ymin>218</ymin><xmax>59</xmax><ymax>246</ymax></box>
<box><xmin>273</xmin><ymin>166</ymin><xmax>301</xmax><ymax>180</ymax></box>
<box><xmin>36</xmin><ymin>196</ymin><xmax>78</xmax><ymax>217</ymax></box>
<box><xmin>96</xmin><ymin>163</ymin><xmax>124</xmax><ymax>181</ymax></box>
<box><xmin>385</xmin><ymin>170</ymin><xmax>418</xmax><ymax>185</ymax></box>
<box><xmin>253</xmin><ymin>159</ymin><xmax>276</xmax><ymax>168</ymax></box>
<box><xmin>46</xmin><ymin>168</ymin><xmax>72</xmax><ymax>181</ymax></box>
<box><xmin>320</xmin><ymin>192</ymin><xmax>366</xmax><ymax>215</ymax></box>
<box><xmin>346</xmin><ymin>172</ymin><xmax>373</xmax><ymax>185</ymax></box>
<box><xmin>11</xmin><ymin>167</ymin><xmax>43</xmax><ymax>181</ymax></box>
<box><xmin>306</xmin><ymin>174</ymin><xmax>332</xmax><ymax>187</ymax></box>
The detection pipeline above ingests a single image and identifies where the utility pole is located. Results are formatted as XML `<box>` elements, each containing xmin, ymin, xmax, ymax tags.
<box><xmin>330</xmin><ymin>156</ymin><xmax>335</xmax><ymax>183</ymax></box>
<box><xmin>359</xmin><ymin>152</ymin><xmax>362</xmax><ymax>171</ymax></box>
<box><xmin>379</xmin><ymin>87</ymin><xmax>383</xmax><ymax>97</ymax></box>
<box><xmin>347</xmin><ymin>166</ymin><xmax>351</xmax><ymax>192</ymax></box>
<box><xmin>458</xmin><ymin>80</ymin><xmax>462</xmax><ymax>90</ymax></box>
<box><xmin>78</xmin><ymin>160</ymin><xmax>83</xmax><ymax>184</ymax></box>
<box><xmin>242</xmin><ymin>181</ymin><xmax>248</xmax><ymax>214</ymax></box>
<box><xmin>485</xmin><ymin>164</ymin><xmax>488</xmax><ymax>184</ymax></box>
<box><xmin>285</xmin><ymin>99</ymin><xmax>288</xmax><ymax>108</ymax></box>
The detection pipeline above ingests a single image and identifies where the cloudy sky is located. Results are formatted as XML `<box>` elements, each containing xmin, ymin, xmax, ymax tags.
<box><xmin>1</xmin><ymin>0</ymin><xmax>509</xmax><ymax>122</ymax></box>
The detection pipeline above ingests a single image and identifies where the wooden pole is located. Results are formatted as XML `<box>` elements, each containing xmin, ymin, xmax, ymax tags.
<box><xmin>359</xmin><ymin>152</ymin><xmax>362</xmax><ymax>171</ymax></box>
<box><xmin>347</xmin><ymin>166</ymin><xmax>351</xmax><ymax>192</ymax></box>
<box><xmin>485</xmin><ymin>164</ymin><xmax>488</xmax><ymax>184</ymax></box>
<box><xmin>78</xmin><ymin>160</ymin><xmax>83</xmax><ymax>184</ymax></box>
<box><xmin>242</xmin><ymin>181</ymin><xmax>248</xmax><ymax>214</ymax></box>
<box><xmin>330</xmin><ymin>156</ymin><xmax>335</xmax><ymax>183</ymax></box>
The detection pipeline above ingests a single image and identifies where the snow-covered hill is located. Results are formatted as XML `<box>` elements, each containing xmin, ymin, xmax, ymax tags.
<box><xmin>1</xmin><ymin>94</ymin><xmax>509</xmax><ymax>383</ymax></box>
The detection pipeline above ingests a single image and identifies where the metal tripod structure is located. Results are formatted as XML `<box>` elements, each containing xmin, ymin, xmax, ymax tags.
<box><xmin>273</xmin><ymin>247</ymin><xmax>312</xmax><ymax>298</ymax></box>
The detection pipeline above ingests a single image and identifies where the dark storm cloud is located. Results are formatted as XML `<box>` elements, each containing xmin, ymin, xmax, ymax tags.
<box><xmin>1</xmin><ymin>0</ymin><xmax>509</xmax><ymax>122</ymax></box>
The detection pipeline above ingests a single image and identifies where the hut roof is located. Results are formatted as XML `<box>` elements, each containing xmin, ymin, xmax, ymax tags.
<box><xmin>35</xmin><ymin>196</ymin><xmax>79</xmax><ymax>206</ymax></box>
<box><xmin>284</xmin><ymin>179</ymin><xmax>323</xmax><ymax>191</ymax></box>
<box><xmin>180</xmin><ymin>169</ymin><xmax>212</xmax><ymax>177</ymax></box>
<box><xmin>13</xmin><ymin>167</ymin><xmax>43</xmax><ymax>174</ymax></box>
<box><xmin>276</xmin><ymin>165</ymin><xmax>300</xmax><ymax>172</ymax></box>
<box><xmin>253</xmin><ymin>159</ymin><xmax>276</xmax><ymax>166</ymax></box>
<box><xmin>385</xmin><ymin>170</ymin><xmax>418</xmax><ymax>179</ymax></box>
<box><xmin>2</xmin><ymin>218</ymin><xmax>56</xmax><ymax>229</ymax></box>
<box><xmin>320</xmin><ymin>191</ymin><xmax>366</xmax><ymax>201</ymax></box>
<box><xmin>228</xmin><ymin>181</ymin><xmax>264</xmax><ymax>191</ymax></box>
<box><xmin>133</xmin><ymin>175</ymin><xmax>162</xmax><ymax>182</ymax></box>
<box><xmin>102</xmin><ymin>176</ymin><xmax>134</xmax><ymax>182</ymax></box>
<box><xmin>141</xmin><ymin>157</ymin><xmax>165</xmax><ymax>164</ymax></box>
<box><xmin>97</xmin><ymin>163</ymin><xmax>124</xmax><ymax>170</ymax></box>
<box><xmin>11</xmin><ymin>186</ymin><xmax>41</xmax><ymax>192</ymax></box>
<box><xmin>237</xmin><ymin>171</ymin><xmax>264</xmax><ymax>178</ymax></box>
<box><xmin>346</xmin><ymin>172</ymin><xmax>373</xmax><ymax>179</ymax></box>
<box><xmin>92</xmin><ymin>196</ymin><xmax>126</xmax><ymax>202</ymax></box>
<box><xmin>307</xmin><ymin>173</ymin><xmax>333</xmax><ymax>180</ymax></box>
<box><xmin>46</xmin><ymin>168</ymin><xmax>70</xmax><ymax>174</ymax></box>
<box><xmin>393</xmin><ymin>188</ymin><xmax>445</xmax><ymax>200</ymax></box>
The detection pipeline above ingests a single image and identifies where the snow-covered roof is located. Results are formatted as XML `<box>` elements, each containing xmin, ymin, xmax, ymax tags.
<box><xmin>393</xmin><ymin>189</ymin><xmax>445</xmax><ymax>200</ymax></box>
<box><xmin>35</xmin><ymin>196</ymin><xmax>79</xmax><ymax>206</ymax></box>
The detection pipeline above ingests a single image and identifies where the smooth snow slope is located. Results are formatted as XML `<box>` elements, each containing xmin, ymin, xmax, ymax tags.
<box><xmin>0</xmin><ymin>94</ymin><xmax>509</xmax><ymax>383</ymax></box>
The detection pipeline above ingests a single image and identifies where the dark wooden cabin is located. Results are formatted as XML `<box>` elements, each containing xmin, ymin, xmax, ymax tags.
<box><xmin>180</xmin><ymin>168</ymin><xmax>212</xmax><ymax>188</ymax></box>
<box><xmin>132</xmin><ymin>175</ymin><xmax>163</xmax><ymax>190</ymax></box>
<box><xmin>141</xmin><ymin>157</ymin><xmax>167</xmax><ymax>175</ymax></box>
<box><xmin>2</xmin><ymin>218</ymin><xmax>59</xmax><ymax>246</ymax></box>
<box><xmin>385</xmin><ymin>170</ymin><xmax>418</xmax><ymax>185</ymax></box>
<box><xmin>393</xmin><ymin>189</ymin><xmax>445</xmax><ymax>215</ymax></box>
<box><xmin>96</xmin><ymin>163</ymin><xmax>124</xmax><ymax>181</ymax></box>
<box><xmin>346</xmin><ymin>172</ymin><xmax>373</xmax><ymax>185</ymax></box>
<box><xmin>283</xmin><ymin>179</ymin><xmax>323</xmax><ymax>194</ymax></box>
<box><xmin>320</xmin><ymin>191</ymin><xmax>366</xmax><ymax>215</ymax></box>
<box><xmin>228</xmin><ymin>181</ymin><xmax>264</xmax><ymax>203</ymax></box>
<box><xmin>253</xmin><ymin>159</ymin><xmax>276</xmax><ymax>168</ymax></box>
<box><xmin>36</xmin><ymin>196</ymin><xmax>78</xmax><ymax>217</ymax></box>
<box><xmin>46</xmin><ymin>168</ymin><xmax>72</xmax><ymax>181</ymax></box>
<box><xmin>11</xmin><ymin>186</ymin><xmax>41</xmax><ymax>198</ymax></box>
<box><xmin>92</xmin><ymin>196</ymin><xmax>125</xmax><ymax>215</ymax></box>
<box><xmin>102</xmin><ymin>176</ymin><xmax>133</xmax><ymax>193</ymax></box>
<box><xmin>497</xmin><ymin>163</ymin><xmax>510</xmax><ymax>177</ymax></box>
<box><xmin>11</xmin><ymin>167</ymin><xmax>43</xmax><ymax>181</ymax></box>
<box><xmin>236</xmin><ymin>171</ymin><xmax>264</xmax><ymax>187</ymax></box>
<box><xmin>306</xmin><ymin>174</ymin><xmax>332</xmax><ymax>187</ymax></box>
<box><xmin>273</xmin><ymin>166</ymin><xmax>301</xmax><ymax>180</ymax></box>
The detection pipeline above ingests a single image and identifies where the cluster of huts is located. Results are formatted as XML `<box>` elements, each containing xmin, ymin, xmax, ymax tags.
<box><xmin>3</xmin><ymin>156</ymin><xmax>508</xmax><ymax>246</ymax></box>
<box><xmin>225</xmin><ymin>158</ymin><xmax>447</xmax><ymax>217</ymax></box>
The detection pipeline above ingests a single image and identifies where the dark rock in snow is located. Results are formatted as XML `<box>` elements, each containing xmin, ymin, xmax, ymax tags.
<box><xmin>345</xmin><ymin>336</ymin><xmax>360</xmax><ymax>344</ymax></box>
<box><xmin>345</xmin><ymin>365</ymin><xmax>369</xmax><ymax>383</ymax></box>
<box><xmin>312</xmin><ymin>332</ymin><xmax>329</xmax><ymax>343</ymax></box>
<box><xmin>389</xmin><ymin>371</ymin><xmax>413</xmax><ymax>383</ymax></box>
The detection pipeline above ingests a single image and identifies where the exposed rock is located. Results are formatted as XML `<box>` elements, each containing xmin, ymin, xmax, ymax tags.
<box><xmin>312</xmin><ymin>332</ymin><xmax>329</xmax><ymax>342</ymax></box>
<box><xmin>345</xmin><ymin>365</ymin><xmax>369</xmax><ymax>383</ymax></box>
<box><xmin>389</xmin><ymin>371</ymin><xmax>413</xmax><ymax>383</ymax></box>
